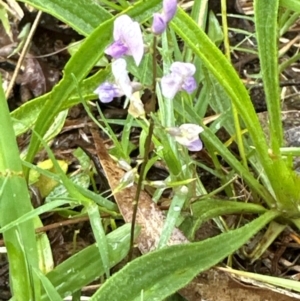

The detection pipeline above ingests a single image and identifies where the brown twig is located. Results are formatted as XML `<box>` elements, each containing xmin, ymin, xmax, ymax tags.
<box><xmin>5</xmin><ymin>10</ymin><xmax>43</xmax><ymax>98</ymax></box>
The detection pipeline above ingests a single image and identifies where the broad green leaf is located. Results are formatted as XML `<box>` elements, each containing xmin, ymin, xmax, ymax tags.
<box><xmin>207</xmin><ymin>10</ymin><xmax>223</xmax><ymax>46</ymax></box>
<box><xmin>34</xmin><ymin>216</ymin><xmax>54</xmax><ymax>274</ymax></box>
<box><xmin>254</xmin><ymin>0</ymin><xmax>300</xmax><ymax>211</ymax></box>
<box><xmin>192</xmin><ymin>199</ymin><xmax>267</xmax><ymax>220</ymax></box>
<box><xmin>42</xmin><ymin>224</ymin><xmax>136</xmax><ymax>300</ymax></box>
<box><xmin>17</xmin><ymin>0</ymin><xmax>112</xmax><ymax>36</ymax></box>
<box><xmin>91</xmin><ymin>211</ymin><xmax>279</xmax><ymax>301</ymax></box>
<box><xmin>254</xmin><ymin>0</ymin><xmax>282</xmax><ymax>153</ymax></box>
<box><xmin>158</xmin><ymin>186</ymin><xmax>188</xmax><ymax>249</ymax></box>
<box><xmin>0</xmin><ymin>76</ymin><xmax>40</xmax><ymax>299</ymax></box>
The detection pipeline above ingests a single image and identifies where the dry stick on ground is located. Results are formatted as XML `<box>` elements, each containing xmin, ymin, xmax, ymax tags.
<box><xmin>0</xmin><ymin>216</ymin><xmax>91</xmax><ymax>246</ymax></box>
<box><xmin>5</xmin><ymin>10</ymin><xmax>43</xmax><ymax>99</ymax></box>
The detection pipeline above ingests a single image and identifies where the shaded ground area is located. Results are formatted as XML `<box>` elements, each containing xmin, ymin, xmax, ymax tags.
<box><xmin>181</xmin><ymin>269</ymin><xmax>300</xmax><ymax>301</ymax></box>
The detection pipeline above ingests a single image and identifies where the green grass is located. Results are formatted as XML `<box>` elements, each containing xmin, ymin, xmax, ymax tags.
<box><xmin>1</xmin><ymin>0</ymin><xmax>300</xmax><ymax>299</ymax></box>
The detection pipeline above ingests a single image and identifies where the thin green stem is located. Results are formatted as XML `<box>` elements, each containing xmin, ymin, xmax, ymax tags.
<box><xmin>221</xmin><ymin>0</ymin><xmax>247</xmax><ymax>168</ymax></box>
<box><xmin>129</xmin><ymin>119</ymin><xmax>154</xmax><ymax>261</ymax></box>
<box><xmin>279</xmin><ymin>52</ymin><xmax>300</xmax><ymax>73</ymax></box>
<box><xmin>129</xmin><ymin>36</ymin><xmax>157</xmax><ymax>261</ymax></box>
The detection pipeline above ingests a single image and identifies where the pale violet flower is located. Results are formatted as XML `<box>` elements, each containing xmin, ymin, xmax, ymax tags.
<box><xmin>111</xmin><ymin>58</ymin><xmax>132</xmax><ymax>98</ymax></box>
<box><xmin>152</xmin><ymin>0</ymin><xmax>177</xmax><ymax>34</ymax></box>
<box><xmin>94</xmin><ymin>58</ymin><xmax>141</xmax><ymax>103</ymax></box>
<box><xmin>105</xmin><ymin>15</ymin><xmax>144</xmax><ymax>66</ymax></box>
<box><xmin>94</xmin><ymin>59</ymin><xmax>145</xmax><ymax>116</ymax></box>
<box><xmin>161</xmin><ymin>62</ymin><xmax>197</xmax><ymax>99</ymax></box>
<box><xmin>152</xmin><ymin>14</ymin><xmax>166</xmax><ymax>35</ymax></box>
<box><xmin>93</xmin><ymin>82</ymin><xmax>122</xmax><ymax>103</ymax></box>
<box><xmin>167</xmin><ymin>124</ymin><xmax>204</xmax><ymax>151</ymax></box>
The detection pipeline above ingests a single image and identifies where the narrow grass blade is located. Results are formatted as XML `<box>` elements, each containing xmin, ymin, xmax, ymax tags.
<box><xmin>190</xmin><ymin>199</ymin><xmax>268</xmax><ymax>236</ymax></box>
<box><xmin>87</xmin><ymin>203</ymin><xmax>110</xmax><ymax>278</ymax></box>
<box><xmin>158</xmin><ymin>186</ymin><xmax>188</xmax><ymax>249</ymax></box>
<box><xmin>254</xmin><ymin>0</ymin><xmax>282</xmax><ymax>153</ymax></box>
<box><xmin>219</xmin><ymin>266</ymin><xmax>300</xmax><ymax>294</ymax></box>
<box><xmin>42</xmin><ymin>224</ymin><xmax>136</xmax><ymax>300</ymax></box>
<box><xmin>0</xmin><ymin>200</ymin><xmax>73</xmax><ymax>233</ymax></box>
<box><xmin>281</xmin><ymin>0</ymin><xmax>300</xmax><ymax>12</ymax></box>
<box><xmin>34</xmin><ymin>268</ymin><xmax>63</xmax><ymax>301</ymax></box>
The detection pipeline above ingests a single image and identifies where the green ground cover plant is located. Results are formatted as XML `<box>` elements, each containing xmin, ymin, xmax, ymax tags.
<box><xmin>1</xmin><ymin>0</ymin><xmax>300</xmax><ymax>299</ymax></box>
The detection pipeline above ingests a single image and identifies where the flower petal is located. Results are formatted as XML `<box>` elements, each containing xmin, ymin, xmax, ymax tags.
<box><xmin>185</xmin><ymin>138</ymin><xmax>203</xmax><ymax>151</ymax></box>
<box><xmin>161</xmin><ymin>73</ymin><xmax>182</xmax><ymax>99</ymax></box>
<box><xmin>94</xmin><ymin>82</ymin><xmax>122</xmax><ymax>103</ymax></box>
<box><xmin>109</xmin><ymin>15</ymin><xmax>144</xmax><ymax>65</ymax></box>
<box><xmin>124</xmin><ymin>21</ymin><xmax>144</xmax><ymax>65</ymax></box>
<box><xmin>152</xmin><ymin>13</ymin><xmax>167</xmax><ymax>35</ymax></box>
<box><xmin>163</xmin><ymin>0</ymin><xmax>177</xmax><ymax>22</ymax></box>
<box><xmin>112</xmin><ymin>58</ymin><xmax>132</xmax><ymax>98</ymax></box>
<box><xmin>170</xmin><ymin>62</ymin><xmax>196</xmax><ymax>77</ymax></box>
<box><xmin>182</xmin><ymin>76</ymin><xmax>197</xmax><ymax>94</ymax></box>
<box><xmin>173</xmin><ymin>135</ymin><xmax>201</xmax><ymax>149</ymax></box>
<box><xmin>179</xmin><ymin>123</ymin><xmax>204</xmax><ymax>136</ymax></box>
<box><xmin>168</xmin><ymin>123</ymin><xmax>203</xmax><ymax>151</ymax></box>
<box><xmin>104</xmin><ymin>40</ymin><xmax>128</xmax><ymax>59</ymax></box>
<box><xmin>113</xmin><ymin>15</ymin><xmax>133</xmax><ymax>41</ymax></box>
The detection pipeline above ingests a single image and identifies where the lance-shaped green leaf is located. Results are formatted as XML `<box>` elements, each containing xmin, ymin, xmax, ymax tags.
<box><xmin>0</xmin><ymin>76</ymin><xmax>40</xmax><ymax>299</ymax></box>
<box><xmin>91</xmin><ymin>211</ymin><xmax>279</xmax><ymax>301</ymax></box>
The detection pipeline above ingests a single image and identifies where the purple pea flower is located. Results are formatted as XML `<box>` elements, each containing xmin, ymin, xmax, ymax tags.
<box><xmin>167</xmin><ymin>124</ymin><xmax>204</xmax><ymax>151</ymax></box>
<box><xmin>94</xmin><ymin>58</ymin><xmax>143</xmax><ymax>105</ymax></box>
<box><xmin>152</xmin><ymin>13</ymin><xmax>167</xmax><ymax>35</ymax></box>
<box><xmin>105</xmin><ymin>15</ymin><xmax>144</xmax><ymax>66</ymax></box>
<box><xmin>161</xmin><ymin>62</ymin><xmax>197</xmax><ymax>99</ymax></box>
<box><xmin>94</xmin><ymin>82</ymin><xmax>122</xmax><ymax>103</ymax></box>
<box><xmin>152</xmin><ymin>0</ymin><xmax>177</xmax><ymax>34</ymax></box>
<box><xmin>163</xmin><ymin>0</ymin><xmax>177</xmax><ymax>21</ymax></box>
<box><xmin>111</xmin><ymin>58</ymin><xmax>132</xmax><ymax>98</ymax></box>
